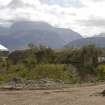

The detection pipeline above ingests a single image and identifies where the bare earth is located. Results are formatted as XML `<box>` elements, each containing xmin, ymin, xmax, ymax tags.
<box><xmin>0</xmin><ymin>84</ymin><xmax>105</xmax><ymax>105</ymax></box>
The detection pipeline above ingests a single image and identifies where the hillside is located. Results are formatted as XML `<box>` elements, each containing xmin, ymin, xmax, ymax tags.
<box><xmin>65</xmin><ymin>35</ymin><xmax>105</xmax><ymax>48</ymax></box>
<box><xmin>0</xmin><ymin>21</ymin><xmax>82</xmax><ymax>50</ymax></box>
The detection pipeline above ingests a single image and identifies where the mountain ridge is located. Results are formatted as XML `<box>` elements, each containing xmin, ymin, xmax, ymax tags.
<box><xmin>66</xmin><ymin>33</ymin><xmax>105</xmax><ymax>48</ymax></box>
<box><xmin>0</xmin><ymin>21</ymin><xmax>83</xmax><ymax>50</ymax></box>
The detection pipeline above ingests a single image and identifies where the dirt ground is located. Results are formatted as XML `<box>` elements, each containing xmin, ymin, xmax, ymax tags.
<box><xmin>0</xmin><ymin>84</ymin><xmax>105</xmax><ymax>105</ymax></box>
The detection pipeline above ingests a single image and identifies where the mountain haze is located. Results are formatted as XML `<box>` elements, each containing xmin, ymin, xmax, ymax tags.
<box><xmin>66</xmin><ymin>33</ymin><xmax>105</xmax><ymax>48</ymax></box>
<box><xmin>0</xmin><ymin>21</ymin><xmax>82</xmax><ymax>50</ymax></box>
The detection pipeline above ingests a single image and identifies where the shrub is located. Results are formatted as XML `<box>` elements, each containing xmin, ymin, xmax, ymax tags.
<box><xmin>97</xmin><ymin>64</ymin><xmax>105</xmax><ymax>80</ymax></box>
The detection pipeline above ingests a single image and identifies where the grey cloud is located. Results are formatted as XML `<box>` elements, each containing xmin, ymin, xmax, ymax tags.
<box><xmin>78</xmin><ymin>18</ymin><xmax>105</xmax><ymax>27</ymax></box>
<box><xmin>91</xmin><ymin>0</ymin><xmax>105</xmax><ymax>2</ymax></box>
<box><xmin>8</xmin><ymin>0</ymin><xmax>25</xmax><ymax>9</ymax></box>
<box><xmin>0</xmin><ymin>0</ymin><xmax>35</xmax><ymax>10</ymax></box>
<box><xmin>40</xmin><ymin>0</ymin><xmax>85</xmax><ymax>8</ymax></box>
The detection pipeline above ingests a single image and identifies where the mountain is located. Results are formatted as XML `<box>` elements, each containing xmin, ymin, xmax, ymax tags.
<box><xmin>0</xmin><ymin>21</ymin><xmax>83</xmax><ymax>50</ymax></box>
<box><xmin>55</xmin><ymin>28</ymin><xmax>82</xmax><ymax>44</ymax></box>
<box><xmin>94</xmin><ymin>33</ymin><xmax>105</xmax><ymax>37</ymax></box>
<box><xmin>0</xmin><ymin>26</ymin><xmax>9</xmax><ymax>36</ymax></box>
<box><xmin>65</xmin><ymin>33</ymin><xmax>105</xmax><ymax>48</ymax></box>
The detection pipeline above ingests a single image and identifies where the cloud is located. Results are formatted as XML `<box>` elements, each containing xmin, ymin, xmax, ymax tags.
<box><xmin>40</xmin><ymin>0</ymin><xmax>84</xmax><ymax>8</ymax></box>
<box><xmin>79</xmin><ymin>18</ymin><xmax>105</xmax><ymax>27</ymax></box>
<box><xmin>0</xmin><ymin>0</ymin><xmax>11</xmax><ymax>6</ymax></box>
<box><xmin>0</xmin><ymin>0</ymin><xmax>78</xmax><ymax>25</ymax></box>
<box><xmin>0</xmin><ymin>0</ymin><xmax>105</xmax><ymax>37</ymax></box>
<box><xmin>91</xmin><ymin>0</ymin><xmax>105</xmax><ymax>2</ymax></box>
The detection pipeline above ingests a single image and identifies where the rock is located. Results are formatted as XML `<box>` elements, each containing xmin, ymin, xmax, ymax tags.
<box><xmin>4</xmin><ymin>78</ymin><xmax>64</xmax><ymax>90</ymax></box>
<box><xmin>101</xmin><ymin>90</ymin><xmax>105</xmax><ymax>96</ymax></box>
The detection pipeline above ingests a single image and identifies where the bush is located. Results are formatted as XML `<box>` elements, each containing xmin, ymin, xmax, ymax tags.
<box><xmin>0</xmin><ymin>63</ymin><xmax>79</xmax><ymax>83</ymax></box>
<box><xmin>97</xmin><ymin>64</ymin><xmax>105</xmax><ymax>80</ymax></box>
<box><xmin>26</xmin><ymin>64</ymin><xmax>79</xmax><ymax>83</ymax></box>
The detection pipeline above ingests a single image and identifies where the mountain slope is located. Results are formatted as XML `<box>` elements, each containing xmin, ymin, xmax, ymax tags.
<box><xmin>66</xmin><ymin>35</ymin><xmax>105</xmax><ymax>48</ymax></box>
<box><xmin>55</xmin><ymin>28</ymin><xmax>82</xmax><ymax>44</ymax></box>
<box><xmin>0</xmin><ymin>21</ymin><xmax>83</xmax><ymax>50</ymax></box>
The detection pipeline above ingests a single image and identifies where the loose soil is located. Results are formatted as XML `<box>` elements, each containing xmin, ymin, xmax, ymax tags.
<box><xmin>0</xmin><ymin>84</ymin><xmax>105</xmax><ymax>105</ymax></box>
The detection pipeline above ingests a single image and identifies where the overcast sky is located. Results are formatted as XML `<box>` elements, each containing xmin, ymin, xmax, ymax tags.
<box><xmin>0</xmin><ymin>0</ymin><xmax>105</xmax><ymax>37</ymax></box>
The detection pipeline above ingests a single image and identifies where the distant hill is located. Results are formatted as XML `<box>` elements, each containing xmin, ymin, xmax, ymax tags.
<box><xmin>65</xmin><ymin>34</ymin><xmax>105</xmax><ymax>48</ymax></box>
<box><xmin>0</xmin><ymin>21</ymin><xmax>82</xmax><ymax>50</ymax></box>
<box><xmin>55</xmin><ymin>28</ymin><xmax>82</xmax><ymax>44</ymax></box>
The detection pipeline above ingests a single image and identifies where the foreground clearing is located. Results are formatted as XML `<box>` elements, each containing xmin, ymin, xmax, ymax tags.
<box><xmin>0</xmin><ymin>84</ymin><xmax>105</xmax><ymax>105</ymax></box>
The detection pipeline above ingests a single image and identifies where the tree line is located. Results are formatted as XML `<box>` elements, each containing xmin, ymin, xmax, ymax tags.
<box><xmin>0</xmin><ymin>44</ymin><xmax>105</xmax><ymax>83</ymax></box>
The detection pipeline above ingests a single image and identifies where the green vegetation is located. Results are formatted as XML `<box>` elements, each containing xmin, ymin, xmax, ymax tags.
<box><xmin>0</xmin><ymin>44</ymin><xmax>105</xmax><ymax>84</ymax></box>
